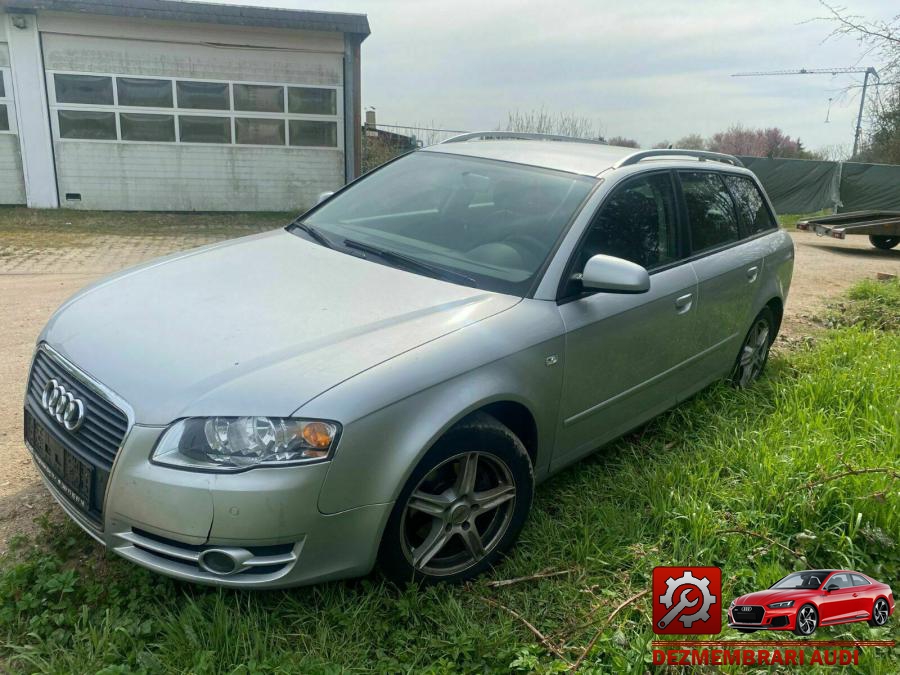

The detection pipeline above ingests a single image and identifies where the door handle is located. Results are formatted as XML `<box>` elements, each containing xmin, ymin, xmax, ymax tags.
<box><xmin>675</xmin><ymin>293</ymin><xmax>693</xmax><ymax>314</ymax></box>
<box><xmin>853</xmin><ymin>593</ymin><xmax>859</xmax><ymax>597</ymax></box>
<box><xmin>746</xmin><ymin>266</ymin><xmax>759</xmax><ymax>283</ymax></box>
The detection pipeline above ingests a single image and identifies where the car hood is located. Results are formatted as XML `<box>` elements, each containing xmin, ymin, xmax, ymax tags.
<box><xmin>41</xmin><ymin>229</ymin><xmax>519</xmax><ymax>424</ymax></box>
<box><xmin>733</xmin><ymin>589</ymin><xmax>808</xmax><ymax>606</ymax></box>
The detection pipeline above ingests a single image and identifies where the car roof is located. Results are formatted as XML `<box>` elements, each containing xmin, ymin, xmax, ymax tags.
<box><xmin>420</xmin><ymin>135</ymin><xmax>746</xmax><ymax>178</ymax></box>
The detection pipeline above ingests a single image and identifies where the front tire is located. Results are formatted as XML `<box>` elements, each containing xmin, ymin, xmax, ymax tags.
<box><xmin>793</xmin><ymin>604</ymin><xmax>818</xmax><ymax>636</ymax></box>
<box><xmin>731</xmin><ymin>307</ymin><xmax>775</xmax><ymax>388</ymax></box>
<box><xmin>378</xmin><ymin>413</ymin><xmax>534</xmax><ymax>585</ymax></box>
<box><xmin>869</xmin><ymin>598</ymin><xmax>890</xmax><ymax>627</ymax></box>
<box><xmin>869</xmin><ymin>235</ymin><xmax>899</xmax><ymax>250</ymax></box>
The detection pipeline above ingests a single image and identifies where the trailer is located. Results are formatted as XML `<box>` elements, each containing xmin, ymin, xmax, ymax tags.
<box><xmin>796</xmin><ymin>211</ymin><xmax>900</xmax><ymax>250</ymax></box>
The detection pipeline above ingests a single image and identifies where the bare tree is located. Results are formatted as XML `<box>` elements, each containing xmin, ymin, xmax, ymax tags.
<box><xmin>502</xmin><ymin>109</ymin><xmax>603</xmax><ymax>140</ymax></box>
<box><xmin>606</xmin><ymin>135</ymin><xmax>641</xmax><ymax>148</ymax></box>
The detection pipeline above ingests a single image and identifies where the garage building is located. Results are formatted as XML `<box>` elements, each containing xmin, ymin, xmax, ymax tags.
<box><xmin>0</xmin><ymin>0</ymin><xmax>369</xmax><ymax>210</ymax></box>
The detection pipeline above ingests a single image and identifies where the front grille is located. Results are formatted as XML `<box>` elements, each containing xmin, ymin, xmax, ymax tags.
<box><xmin>732</xmin><ymin>606</ymin><xmax>765</xmax><ymax>623</ymax></box>
<box><xmin>27</xmin><ymin>349</ymin><xmax>129</xmax><ymax>472</ymax></box>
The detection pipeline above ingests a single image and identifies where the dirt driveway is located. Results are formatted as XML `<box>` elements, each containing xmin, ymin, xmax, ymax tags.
<box><xmin>0</xmin><ymin>224</ymin><xmax>897</xmax><ymax>552</ymax></box>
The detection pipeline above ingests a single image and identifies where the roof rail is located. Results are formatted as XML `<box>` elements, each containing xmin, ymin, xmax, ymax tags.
<box><xmin>614</xmin><ymin>149</ymin><xmax>743</xmax><ymax>168</ymax></box>
<box><xmin>441</xmin><ymin>131</ymin><xmax>608</xmax><ymax>146</ymax></box>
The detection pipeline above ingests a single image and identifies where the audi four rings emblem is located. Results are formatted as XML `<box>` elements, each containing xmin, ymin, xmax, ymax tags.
<box><xmin>41</xmin><ymin>378</ymin><xmax>85</xmax><ymax>432</ymax></box>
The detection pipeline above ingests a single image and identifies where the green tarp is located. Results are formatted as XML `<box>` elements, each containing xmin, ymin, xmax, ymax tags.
<box><xmin>735</xmin><ymin>156</ymin><xmax>900</xmax><ymax>215</ymax></box>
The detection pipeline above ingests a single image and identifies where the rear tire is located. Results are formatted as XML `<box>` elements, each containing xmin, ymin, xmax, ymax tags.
<box><xmin>378</xmin><ymin>413</ymin><xmax>534</xmax><ymax>585</ymax></box>
<box><xmin>870</xmin><ymin>235</ymin><xmax>899</xmax><ymax>250</ymax></box>
<box><xmin>869</xmin><ymin>597</ymin><xmax>890</xmax><ymax>627</ymax></box>
<box><xmin>731</xmin><ymin>307</ymin><xmax>775</xmax><ymax>388</ymax></box>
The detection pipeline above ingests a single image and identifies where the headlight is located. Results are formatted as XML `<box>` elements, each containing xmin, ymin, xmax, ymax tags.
<box><xmin>730</xmin><ymin>599</ymin><xmax>736</xmax><ymax>608</ymax></box>
<box><xmin>152</xmin><ymin>417</ymin><xmax>340</xmax><ymax>471</ymax></box>
<box><xmin>767</xmin><ymin>600</ymin><xmax>794</xmax><ymax>609</ymax></box>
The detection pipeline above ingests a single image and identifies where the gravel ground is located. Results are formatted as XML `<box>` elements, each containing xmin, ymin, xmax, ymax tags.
<box><xmin>0</xmin><ymin>225</ymin><xmax>897</xmax><ymax>552</ymax></box>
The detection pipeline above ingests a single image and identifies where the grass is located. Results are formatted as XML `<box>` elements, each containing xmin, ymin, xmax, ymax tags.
<box><xmin>825</xmin><ymin>278</ymin><xmax>900</xmax><ymax>332</ymax></box>
<box><xmin>778</xmin><ymin>210</ymin><xmax>831</xmax><ymax>229</ymax></box>
<box><xmin>0</xmin><ymin>207</ymin><xmax>293</xmax><ymax>250</ymax></box>
<box><xmin>1</xmin><ymin>283</ymin><xmax>898</xmax><ymax>673</ymax></box>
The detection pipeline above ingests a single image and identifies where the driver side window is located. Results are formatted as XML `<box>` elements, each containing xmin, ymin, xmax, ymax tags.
<box><xmin>565</xmin><ymin>172</ymin><xmax>679</xmax><ymax>296</ymax></box>
<box><xmin>828</xmin><ymin>573</ymin><xmax>851</xmax><ymax>589</ymax></box>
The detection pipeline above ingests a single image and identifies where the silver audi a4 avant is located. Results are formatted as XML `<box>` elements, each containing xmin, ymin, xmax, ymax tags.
<box><xmin>25</xmin><ymin>134</ymin><xmax>793</xmax><ymax>588</ymax></box>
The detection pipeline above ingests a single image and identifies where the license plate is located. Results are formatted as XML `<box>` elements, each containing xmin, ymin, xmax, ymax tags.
<box><xmin>25</xmin><ymin>408</ymin><xmax>93</xmax><ymax>511</ymax></box>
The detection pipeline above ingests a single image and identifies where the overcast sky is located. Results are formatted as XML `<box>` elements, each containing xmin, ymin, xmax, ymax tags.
<box><xmin>219</xmin><ymin>0</ymin><xmax>896</xmax><ymax>153</ymax></box>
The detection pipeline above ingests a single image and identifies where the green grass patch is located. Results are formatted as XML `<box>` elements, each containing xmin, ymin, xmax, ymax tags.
<box><xmin>778</xmin><ymin>210</ymin><xmax>830</xmax><ymax>229</ymax></box>
<box><xmin>2</xmin><ymin>297</ymin><xmax>898</xmax><ymax>672</ymax></box>
<box><xmin>825</xmin><ymin>278</ymin><xmax>900</xmax><ymax>331</ymax></box>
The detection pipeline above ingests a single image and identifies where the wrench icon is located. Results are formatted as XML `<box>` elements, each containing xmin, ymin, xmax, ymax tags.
<box><xmin>657</xmin><ymin>588</ymin><xmax>698</xmax><ymax>629</ymax></box>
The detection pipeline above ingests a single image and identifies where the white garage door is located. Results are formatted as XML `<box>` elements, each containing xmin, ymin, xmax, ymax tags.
<box><xmin>42</xmin><ymin>31</ymin><xmax>345</xmax><ymax>211</ymax></box>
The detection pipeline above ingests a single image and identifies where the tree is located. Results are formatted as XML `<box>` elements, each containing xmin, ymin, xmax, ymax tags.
<box><xmin>502</xmin><ymin>109</ymin><xmax>603</xmax><ymax>140</ymax></box>
<box><xmin>707</xmin><ymin>124</ymin><xmax>818</xmax><ymax>159</ymax></box>
<box><xmin>606</xmin><ymin>136</ymin><xmax>640</xmax><ymax>148</ymax></box>
<box><xmin>674</xmin><ymin>133</ymin><xmax>706</xmax><ymax>150</ymax></box>
<box><xmin>820</xmin><ymin>2</ymin><xmax>900</xmax><ymax>162</ymax></box>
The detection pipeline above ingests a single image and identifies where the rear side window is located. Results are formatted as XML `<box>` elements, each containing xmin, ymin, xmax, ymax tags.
<box><xmin>851</xmin><ymin>574</ymin><xmax>870</xmax><ymax>586</ymax></box>
<box><xmin>680</xmin><ymin>172</ymin><xmax>739</xmax><ymax>253</ymax></box>
<box><xmin>724</xmin><ymin>175</ymin><xmax>776</xmax><ymax>236</ymax></box>
<box><xmin>576</xmin><ymin>172</ymin><xmax>679</xmax><ymax>272</ymax></box>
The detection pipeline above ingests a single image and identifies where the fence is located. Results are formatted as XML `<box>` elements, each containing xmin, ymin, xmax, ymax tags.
<box><xmin>361</xmin><ymin>124</ymin><xmax>900</xmax><ymax>215</ymax></box>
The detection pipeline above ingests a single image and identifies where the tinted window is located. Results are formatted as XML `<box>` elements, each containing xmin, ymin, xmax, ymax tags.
<box><xmin>120</xmin><ymin>113</ymin><xmax>175</xmax><ymax>142</ymax></box>
<box><xmin>288</xmin><ymin>87</ymin><xmax>337</xmax><ymax>115</ymax></box>
<box><xmin>0</xmin><ymin>77</ymin><xmax>5</xmax><ymax>98</ymax></box>
<box><xmin>178</xmin><ymin>115</ymin><xmax>231</xmax><ymax>143</ymax></box>
<box><xmin>233</xmin><ymin>84</ymin><xmax>283</xmax><ymax>112</ymax></box>
<box><xmin>680</xmin><ymin>172</ymin><xmax>740</xmax><ymax>253</ymax></box>
<box><xmin>724</xmin><ymin>175</ymin><xmax>776</xmax><ymax>236</ymax></box>
<box><xmin>0</xmin><ymin>105</ymin><xmax>7</xmax><ymax>132</ymax></box>
<box><xmin>176</xmin><ymin>81</ymin><xmax>229</xmax><ymax>110</ymax></box>
<box><xmin>851</xmin><ymin>574</ymin><xmax>870</xmax><ymax>586</ymax></box>
<box><xmin>117</xmin><ymin>77</ymin><xmax>173</xmax><ymax>107</ymax></box>
<box><xmin>573</xmin><ymin>172</ymin><xmax>679</xmax><ymax>279</ymax></box>
<box><xmin>235</xmin><ymin>117</ymin><xmax>285</xmax><ymax>145</ymax></box>
<box><xmin>289</xmin><ymin>120</ymin><xmax>337</xmax><ymax>147</ymax></box>
<box><xmin>54</xmin><ymin>74</ymin><xmax>114</xmax><ymax>105</ymax></box>
<box><xmin>828</xmin><ymin>573</ymin><xmax>851</xmax><ymax>589</ymax></box>
<box><xmin>58</xmin><ymin>110</ymin><xmax>116</xmax><ymax>139</ymax></box>
<box><xmin>302</xmin><ymin>152</ymin><xmax>595</xmax><ymax>296</ymax></box>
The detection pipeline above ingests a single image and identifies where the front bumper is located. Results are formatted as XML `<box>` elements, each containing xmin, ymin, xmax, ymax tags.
<box><xmin>29</xmin><ymin>416</ymin><xmax>392</xmax><ymax>589</ymax></box>
<box><xmin>727</xmin><ymin>606</ymin><xmax>795</xmax><ymax>631</ymax></box>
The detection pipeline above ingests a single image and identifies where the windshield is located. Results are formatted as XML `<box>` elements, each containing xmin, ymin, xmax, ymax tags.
<box><xmin>771</xmin><ymin>572</ymin><xmax>828</xmax><ymax>590</ymax></box>
<box><xmin>296</xmin><ymin>151</ymin><xmax>596</xmax><ymax>295</ymax></box>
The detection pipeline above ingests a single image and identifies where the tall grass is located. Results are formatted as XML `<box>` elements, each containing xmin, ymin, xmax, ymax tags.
<box><xmin>1</xmin><ymin>283</ymin><xmax>898</xmax><ymax>673</ymax></box>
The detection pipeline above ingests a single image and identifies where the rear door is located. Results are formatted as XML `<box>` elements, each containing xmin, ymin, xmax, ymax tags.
<box><xmin>677</xmin><ymin>171</ymin><xmax>766</xmax><ymax>387</ymax></box>
<box><xmin>554</xmin><ymin>171</ymin><xmax>699</xmax><ymax>467</ymax></box>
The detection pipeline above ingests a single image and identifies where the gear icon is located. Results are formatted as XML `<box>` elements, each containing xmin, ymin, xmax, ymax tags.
<box><xmin>658</xmin><ymin>570</ymin><xmax>717</xmax><ymax>628</ymax></box>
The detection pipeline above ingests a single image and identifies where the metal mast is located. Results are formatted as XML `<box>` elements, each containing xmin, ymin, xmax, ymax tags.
<box><xmin>732</xmin><ymin>67</ymin><xmax>879</xmax><ymax>157</ymax></box>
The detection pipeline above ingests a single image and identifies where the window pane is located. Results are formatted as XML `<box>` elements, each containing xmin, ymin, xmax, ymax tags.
<box><xmin>233</xmin><ymin>83</ymin><xmax>283</xmax><ymax>112</ymax></box>
<box><xmin>178</xmin><ymin>115</ymin><xmax>231</xmax><ymax>143</ymax></box>
<box><xmin>288</xmin><ymin>87</ymin><xmax>336</xmax><ymax>115</ymax></box>
<box><xmin>724</xmin><ymin>175</ymin><xmax>776</xmax><ymax>236</ymax></box>
<box><xmin>58</xmin><ymin>110</ymin><xmax>116</xmax><ymax>139</ymax></box>
<box><xmin>576</xmin><ymin>173</ymin><xmax>679</xmax><ymax>275</ymax></box>
<box><xmin>54</xmin><ymin>74</ymin><xmax>114</xmax><ymax>105</ymax></box>
<box><xmin>680</xmin><ymin>172</ymin><xmax>740</xmax><ymax>252</ymax></box>
<box><xmin>117</xmin><ymin>77</ymin><xmax>172</xmax><ymax>108</ymax></box>
<box><xmin>235</xmin><ymin>117</ymin><xmax>284</xmax><ymax>145</ymax></box>
<box><xmin>0</xmin><ymin>77</ymin><xmax>5</xmax><ymax>98</ymax></box>
<box><xmin>0</xmin><ymin>105</ymin><xmax>8</xmax><ymax>132</ymax></box>
<box><xmin>121</xmin><ymin>113</ymin><xmax>175</xmax><ymax>142</ymax></box>
<box><xmin>289</xmin><ymin>120</ymin><xmax>337</xmax><ymax>147</ymax></box>
<box><xmin>177</xmin><ymin>81</ymin><xmax>229</xmax><ymax>110</ymax></box>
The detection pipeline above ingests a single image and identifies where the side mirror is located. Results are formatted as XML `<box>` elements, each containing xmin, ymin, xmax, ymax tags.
<box><xmin>825</xmin><ymin>584</ymin><xmax>840</xmax><ymax>592</ymax></box>
<box><xmin>580</xmin><ymin>254</ymin><xmax>650</xmax><ymax>293</ymax></box>
<box><xmin>316</xmin><ymin>191</ymin><xmax>335</xmax><ymax>205</ymax></box>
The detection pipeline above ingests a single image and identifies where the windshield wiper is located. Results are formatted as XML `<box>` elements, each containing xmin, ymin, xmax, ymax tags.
<box><xmin>289</xmin><ymin>222</ymin><xmax>335</xmax><ymax>250</ymax></box>
<box><xmin>343</xmin><ymin>238</ymin><xmax>476</xmax><ymax>287</ymax></box>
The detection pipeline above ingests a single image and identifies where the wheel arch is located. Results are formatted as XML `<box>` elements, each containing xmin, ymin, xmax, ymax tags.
<box><xmin>765</xmin><ymin>296</ymin><xmax>784</xmax><ymax>338</ymax></box>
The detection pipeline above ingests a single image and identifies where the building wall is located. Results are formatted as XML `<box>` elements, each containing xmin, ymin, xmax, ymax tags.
<box><xmin>0</xmin><ymin>41</ymin><xmax>26</xmax><ymax>205</ymax></box>
<box><xmin>40</xmin><ymin>14</ymin><xmax>346</xmax><ymax>211</ymax></box>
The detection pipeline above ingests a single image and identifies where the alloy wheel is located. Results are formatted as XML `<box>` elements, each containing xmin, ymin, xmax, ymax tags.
<box><xmin>797</xmin><ymin>605</ymin><xmax>817</xmax><ymax>635</ymax></box>
<box><xmin>873</xmin><ymin>599</ymin><xmax>889</xmax><ymax>626</ymax></box>
<box><xmin>736</xmin><ymin>318</ymin><xmax>770</xmax><ymax>387</ymax></box>
<box><xmin>400</xmin><ymin>451</ymin><xmax>516</xmax><ymax>577</ymax></box>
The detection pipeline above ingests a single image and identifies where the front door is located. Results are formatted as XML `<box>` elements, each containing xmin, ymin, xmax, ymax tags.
<box><xmin>554</xmin><ymin>171</ymin><xmax>699</xmax><ymax>468</ymax></box>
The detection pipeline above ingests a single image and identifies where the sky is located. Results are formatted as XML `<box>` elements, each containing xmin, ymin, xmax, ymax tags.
<box><xmin>217</xmin><ymin>0</ymin><xmax>897</xmax><ymax>154</ymax></box>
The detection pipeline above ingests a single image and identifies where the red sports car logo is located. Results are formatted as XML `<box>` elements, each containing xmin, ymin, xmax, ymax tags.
<box><xmin>728</xmin><ymin>569</ymin><xmax>894</xmax><ymax>636</ymax></box>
